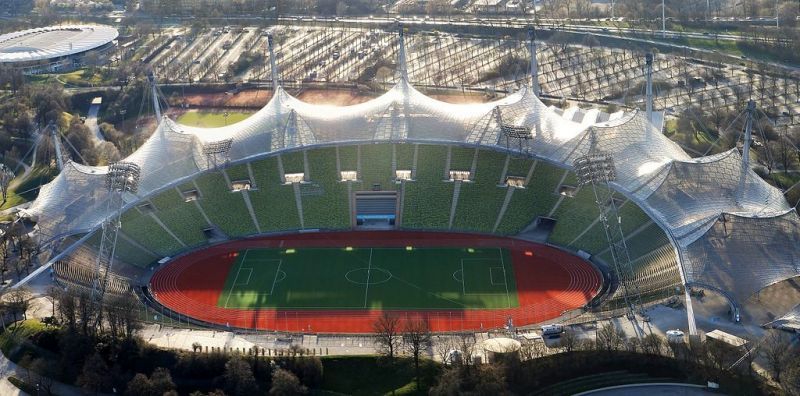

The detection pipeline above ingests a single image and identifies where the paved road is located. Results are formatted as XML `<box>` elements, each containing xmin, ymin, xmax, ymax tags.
<box><xmin>86</xmin><ymin>102</ymin><xmax>104</xmax><ymax>144</ymax></box>
<box><xmin>577</xmin><ymin>383</ymin><xmax>719</xmax><ymax>395</ymax></box>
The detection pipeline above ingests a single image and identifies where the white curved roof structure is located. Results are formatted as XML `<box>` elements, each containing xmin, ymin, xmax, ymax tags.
<box><xmin>0</xmin><ymin>25</ymin><xmax>118</xmax><ymax>63</ymax></box>
<box><xmin>23</xmin><ymin>40</ymin><xmax>800</xmax><ymax>308</ymax></box>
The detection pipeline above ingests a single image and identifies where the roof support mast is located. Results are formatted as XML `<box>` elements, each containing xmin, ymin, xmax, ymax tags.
<box><xmin>398</xmin><ymin>24</ymin><xmax>408</xmax><ymax>81</ymax></box>
<box><xmin>147</xmin><ymin>70</ymin><xmax>162</xmax><ymax>120</ymax></box>
<box><xmin>267</xmin><ymin>33</ymin><xmax>280</xmax><ymax>87</ymax></box>
<box><xmin>738</xmin><ymin>100</ymin><xmax>756</xmax><ymax>202</ymax></box>
<box><xmin>645</xmin><ymin>53</ymin><xmax>654</xmax><ymax>124</ymax></box>
<box><xmin>49</xmin><ymin>122</ymin><xmax>64</xmax><ymax>171</ymax></box>
<box><xmin>742</xmin><ymin>100</ymin><xmax>755</xmax><ymax>172</ymax></box>
<box><xmin>528</xmin><ymin>27</ymin><xmax>540</xmax><ymax>95</ymax></box>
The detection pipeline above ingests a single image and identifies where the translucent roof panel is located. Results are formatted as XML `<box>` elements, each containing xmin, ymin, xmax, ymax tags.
<box><xmin>644</xmin><ymin>149</ymin><xmax>790</xmax><ymax>243</ymax></box>
<box><xmin>682</xmin><ymin>210</ymin><xmax>800</xmax><ymax>303</ymax></box>
<box><xmin>24</xmin><ymin>162</ymin><xmax>110</xmax><ymax>240</ymax></box>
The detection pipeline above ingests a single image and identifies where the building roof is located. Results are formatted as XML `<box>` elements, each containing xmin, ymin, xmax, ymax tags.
<box><xmin>482</xmin><ymin>337</ymin><xmax>521</xmax><ymax>353</ymax></box>
<box><xmin>705</xmin><ymin>329</ymin><xmax>748</xmax><ymax>348</ymax></box>
<box><xmin>0</xmin><ymin>25</ymin><xmax>118</xmax><ymax>63</ymax></box>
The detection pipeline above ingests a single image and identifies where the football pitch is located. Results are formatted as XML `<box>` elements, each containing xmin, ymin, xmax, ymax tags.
<box><xmin>217</xmin><ymin>247</ymin><xmax>519</xmax><ymax>310</ymax></box>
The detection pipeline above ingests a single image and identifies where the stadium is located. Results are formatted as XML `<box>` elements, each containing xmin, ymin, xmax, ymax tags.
<box><xmin>0</xmin><ymin>24</ymin><xmax>118</xmax><ymax>74</ymax></box>
<box><xmin>18</xmin><ymin>30</ymin><xmax>800</xmax><ymax>335</ymax></box>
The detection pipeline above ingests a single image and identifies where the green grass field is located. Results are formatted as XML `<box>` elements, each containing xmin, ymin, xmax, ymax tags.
<box><xmin>177</xmin><ymin>110</ymin><xmax>254</xmax><ymax>127</ymax></box>
<box><xmin>217</xmin><ymin>247</ymin><xmax>518</xmax><ymax>310</ymax></box>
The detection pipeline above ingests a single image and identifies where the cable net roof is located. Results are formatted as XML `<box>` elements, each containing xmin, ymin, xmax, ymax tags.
<box><xmin>24</xmin><ymin>75</ymin><xmax>800</xmax><ymax>304</ymax></box>
<box><xmin>682</xmin><ymin>210</ymin><xmax>800</xmax><ymax>303</ymax></box>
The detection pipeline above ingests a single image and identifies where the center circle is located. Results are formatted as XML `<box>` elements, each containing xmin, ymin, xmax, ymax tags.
<box><xmin>345</xmin><ymin>267</ymin><xmax>393</xmax><ymax>285</ymax></box>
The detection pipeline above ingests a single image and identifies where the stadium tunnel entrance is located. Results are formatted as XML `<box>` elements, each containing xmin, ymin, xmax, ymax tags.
<box><xmin>353</xmin><ymin>191</ymin><xmax>398</xmax><ymax>229</ymax></box>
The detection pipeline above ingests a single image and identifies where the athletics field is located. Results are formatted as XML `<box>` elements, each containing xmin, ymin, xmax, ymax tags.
<box><xmin>150</xmin><ymin>231</ymin><xmax>602</xmax><ymax>333</ymax></box>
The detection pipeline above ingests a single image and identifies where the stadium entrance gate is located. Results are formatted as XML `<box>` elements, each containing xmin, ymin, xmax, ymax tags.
<box><xmin>354</xmin><ymin>191</ymin><xmax>397</xmax><ymax>229</ymax></box>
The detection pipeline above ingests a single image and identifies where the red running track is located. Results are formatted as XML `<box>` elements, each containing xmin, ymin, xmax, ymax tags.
<box><xmin>149</xmin><ymin>231</ymin><xmax>602</xmax><ymax>333</ymax></box>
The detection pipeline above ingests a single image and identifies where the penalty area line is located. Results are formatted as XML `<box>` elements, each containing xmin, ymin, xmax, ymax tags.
<box><xmin>224</xmin><ymin>250</ymin><xmax>250</xmax><ymax>309</ymax></box>
<box><xmin>269</xmin><ymin>260</ymin><xmax>283</xmax><ymax>296</ymax></box>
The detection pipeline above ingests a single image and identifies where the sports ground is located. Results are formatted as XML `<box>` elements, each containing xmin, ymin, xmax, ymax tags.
<box><xmin>150</xmin><ymin>231</ymin><xmax>602</xmax><ymax>332</ymax></box>
<box><xmin>218</xmin><ymin>247</ymin><xmax>518</xmax><ymax>310</ymax></box>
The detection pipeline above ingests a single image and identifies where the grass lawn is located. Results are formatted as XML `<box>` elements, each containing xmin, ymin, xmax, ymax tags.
<box><xmin>320</xmin><ymin>356</ymin><xmax>440</xmax><ymax>396</ymax></box>
<box><xmin>217</xmin><ymin>247</ymin><xmax>518</xmax><ymax>310</ymax></box>
<box><xmin>177</xmin><ymin>110</ymin><xmax>254</xmax><ymax>127</ymax></box>
<box><xmin>0</xmin><ymin>166</ymin><xmax>58</xmax><ymax>212</ymax></box>
<box><xmin>27</xmin><ymin>68</ymin><xmax>109</xmax><ymax>87</ymax></box>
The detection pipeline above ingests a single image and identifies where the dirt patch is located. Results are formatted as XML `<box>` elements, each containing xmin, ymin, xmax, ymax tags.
<box><xmin>296</xmin><ymin>89</ymin><xmax>377</xmax><ymax>106</ymax></box>
<box><xmin>175</xmin><ymin>89</ymin><xmax>273</xmax><ymax>109</ymax></box>
<box><xmin>429</xmin><ymin>93</ymin><xmax>495</xmax><ymax>104</ymax></box>
<box><xmin>168</xmin><ymin>87</ymin><xmax>497</xmax><ymax>109</ymax></box>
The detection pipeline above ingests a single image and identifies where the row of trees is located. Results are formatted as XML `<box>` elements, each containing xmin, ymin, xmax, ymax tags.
<box><xmin>369</xmin><ymin>312</ymin><xmax>800</xmax><ymax>395</ymax></box>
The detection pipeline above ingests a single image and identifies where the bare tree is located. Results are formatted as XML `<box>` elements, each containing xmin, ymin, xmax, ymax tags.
<box><xmin>559</xmin><ymin>329</ymin><xmax>580</xmax><ymax>353</ymax></box>
<box><xmin>6</xmin><ymin>286</ymin><xmax>31</xmax><ymax>322</ymax></box>
<box><xmin>642</xmin><ymin>333</ymin><xmax>665</xmax><ymax>356</ymax></box>
<box><xmin>457</xmin><ymin>333</ymin><xmax>477</xmax><ymax>368</ymax></box>
<box><xmin>373</xmin><ymin>312</ymin><xmax>402</xmax><ymax>360</ymax></box>
<box><xmin>434</xmin><ymin>335</ymin><xmax>458</xmax><ymax>364</ymax></box>
<box><xmin>519</xmin><ymin>340</ymin><xmax>547</xmax><ymax>360</ymax></box>
<box><xmin>0</xmin><ymin>164</ymin><xmax>14</xmax><ymax>205</ymax></box>
<box><xmin>596</xmin><ymin>323</ymin><xmax>625</xmax><ymax>352</ymax></box>
<box><xmin>403</xmin><ymin>318</ymin><xmax>432</xmax><ymax>391</ymax></box>
<box><xmin>762</xmin><ymin>331</ymin><xmax>793</xmax><ymax>384</ymax></box>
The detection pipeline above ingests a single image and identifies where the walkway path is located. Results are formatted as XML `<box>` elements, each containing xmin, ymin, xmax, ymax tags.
<box><xmin>86</xmin><ymin>101</ymin><xmax>104</xmax><ymax>145</ymax></box>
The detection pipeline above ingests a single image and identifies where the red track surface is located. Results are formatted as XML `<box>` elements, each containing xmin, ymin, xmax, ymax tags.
<box><xmin>149</xmin><ymin>231</ymin><xmax>602</xmax><ymax>333</ymax></box>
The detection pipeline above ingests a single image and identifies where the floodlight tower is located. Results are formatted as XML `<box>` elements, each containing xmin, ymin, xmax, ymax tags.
<box><xmin>91</xmin><ymin>161</ymin><xmax>141</xmax><ymax>318</ymax></box>
<box><xmin>573</xmin><ymin>131</ymin><xmax>644</xmax><ymax>329</ymax></box>
<box><xmin>203</xmin><ymin>139</ymin><xmax>234</xmax><ymax>169</ymax></box>
<box><xmin>494</xmin><ymin>108</ymin><xmax>532</xmax><ymax>153</ymax></box>
<box><xmin>528</xmin><ymin>27</ymin><xmax>540</xmax><ymax>95</ymax></box>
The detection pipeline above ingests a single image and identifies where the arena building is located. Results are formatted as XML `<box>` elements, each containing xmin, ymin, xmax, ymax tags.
<box><xmin>17</xmin><ymin>31</ymin><xmax>800</xmax><ymax>334</ymax></box>
<box><xmin>0</xmin><ymin>25</ymin><xmax>118</xmax><ymax>74</ymax></box>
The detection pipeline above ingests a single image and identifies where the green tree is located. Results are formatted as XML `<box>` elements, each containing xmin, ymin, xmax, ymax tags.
<box><xmin>78</xmin><ymin>352</ymin><xmax>112</xmax><ymax>395</ymax></box>
<box><xmin>223</xmin><ymin>356</ymin><xmax>259</xmax><ymax>395</ymax></box>
<box><xmin>269</xmin><ymin>368</ymin><xmax>307</xmax><ymax>395</ymax></box>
